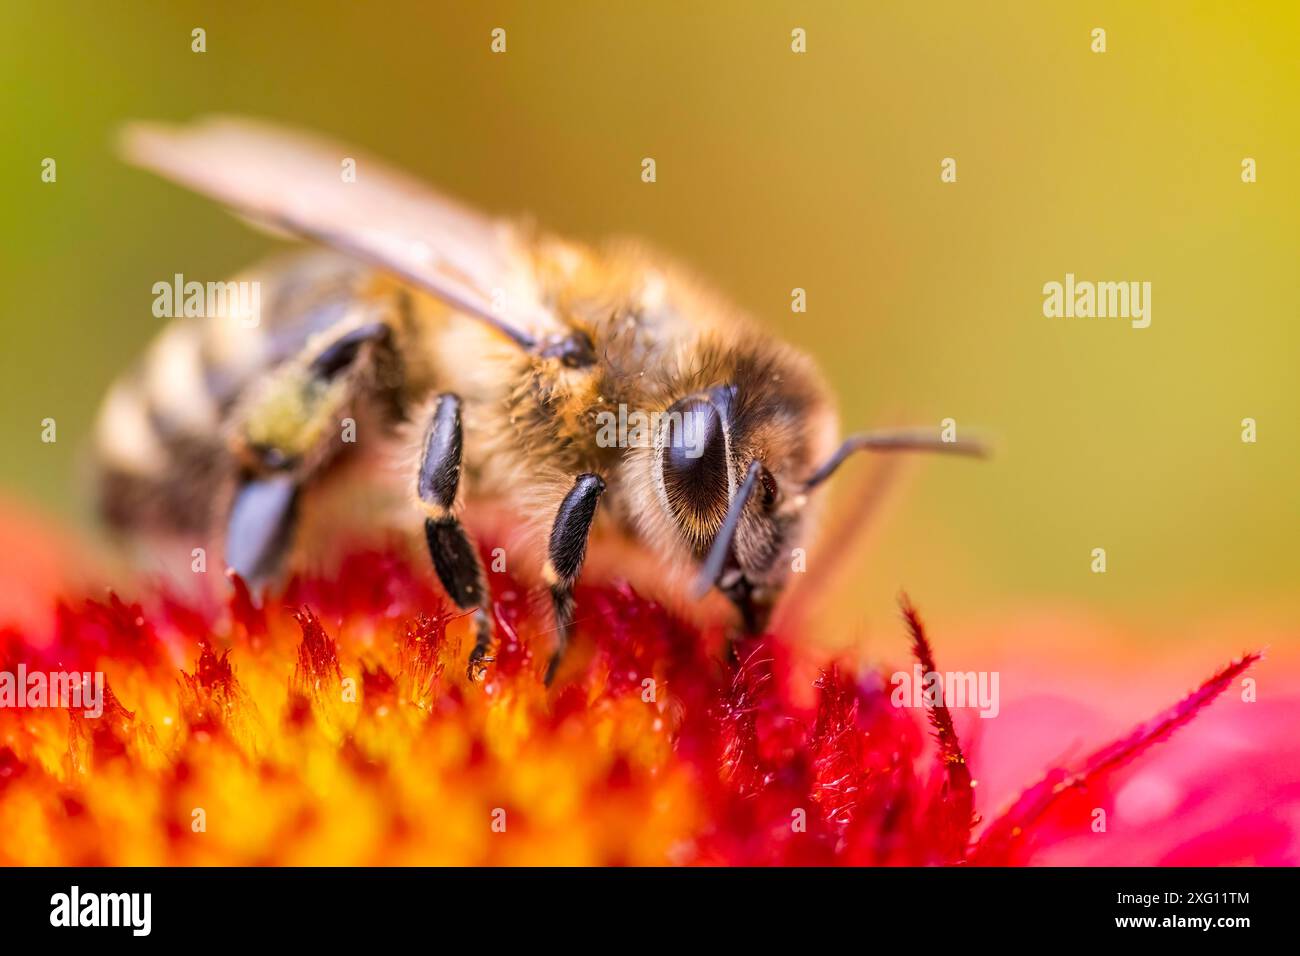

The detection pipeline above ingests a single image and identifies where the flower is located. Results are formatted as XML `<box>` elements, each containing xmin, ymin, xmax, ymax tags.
<box><xmin>0</xmin><ymin>497</ymin><xmax>1291</xmax><ymax>866</ymax></box>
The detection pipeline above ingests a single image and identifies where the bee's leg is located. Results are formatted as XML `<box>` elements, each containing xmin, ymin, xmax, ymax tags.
<box><xmin>226</xmin><ymin>319</ymin><xmax>396</xmax><ymax>584</ymax></box>
<box><xmin>542</xmin><ymin>474</ymin><xmax>606</xmax><ymax>685</ymax></box>
<box><xmin>227</xmin><ymin>473</ymin><xmax>300</xmax><ymax>584</ymax></box>
<box><xmin>417</xmin><ymin>393</ymin><xmax>493</xmax><ymax>682</ymax></box>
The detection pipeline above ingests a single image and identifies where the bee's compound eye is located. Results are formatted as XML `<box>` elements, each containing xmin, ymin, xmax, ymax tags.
<box><xmin>660</xmin><ymin>396</ymin><xmax>729</xmax><ymax>535</ymax></box>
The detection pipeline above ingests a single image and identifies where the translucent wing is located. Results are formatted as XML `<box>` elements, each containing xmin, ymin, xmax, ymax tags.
<box><xmin>120</xmin><ymin>115</ymin><xmax>554</xmax><ymax>349</ymax></box>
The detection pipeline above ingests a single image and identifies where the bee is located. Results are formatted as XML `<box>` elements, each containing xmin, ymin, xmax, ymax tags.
<box><xmin>95</xmin><ymin>116</ymin><xmax>983</xmax><ymax>684</ymax></box>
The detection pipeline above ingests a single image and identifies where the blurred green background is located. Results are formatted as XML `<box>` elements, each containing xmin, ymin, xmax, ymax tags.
<box><xmin>1</xmin><ymin>1</ymin><xmax>1296</xmax><ymax>636</ymax></box>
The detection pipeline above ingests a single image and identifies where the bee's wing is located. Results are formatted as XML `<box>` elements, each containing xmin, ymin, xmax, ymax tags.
<box><xmin>120</xmin><ymin>115</ymin><xmax>554</xmax><ymax>350</ymax></box>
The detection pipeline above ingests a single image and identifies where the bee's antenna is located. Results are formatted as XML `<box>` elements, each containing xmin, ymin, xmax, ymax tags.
<box><xmin>690</xmin><ymin>459</ymin><xmax>763</xmax><ymax>599</ymax></box>
<box><xmin>803</xmin><ymin>429</ymin><xmax>987</xmax><ymax>491</ymax></box>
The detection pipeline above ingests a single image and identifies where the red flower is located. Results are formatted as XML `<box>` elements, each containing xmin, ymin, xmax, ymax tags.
<box><xmin>0</xmin><ymin>496</ymin><xmax>1292</xmax><ymax>866</ymax></box>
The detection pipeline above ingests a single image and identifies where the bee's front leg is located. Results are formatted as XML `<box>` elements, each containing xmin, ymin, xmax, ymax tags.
<box><xmin>542</xmin><ymin>474</ymin><xmax>606</xmax><ymax>686</ymax></box>
<box><xmin>417</xmin><ymin>393</ymin><xmax>493</xmax><ymax>682</ymax></box>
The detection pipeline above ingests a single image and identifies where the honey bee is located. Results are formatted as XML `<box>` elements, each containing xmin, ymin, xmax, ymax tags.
<box><xmin>95</xmin><ymin>116</ymin><xmax>983</xmax><ymax>684</ymax></box>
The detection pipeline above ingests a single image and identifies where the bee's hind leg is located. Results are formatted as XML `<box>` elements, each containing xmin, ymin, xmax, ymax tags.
<box><xmin>417</xmin><ymin>393</ymin><xmax>493</xmax><ymax>681</ymax></box>
<box><xmin>542</xmin><ymin>474</ymin><xmax>606</xmax><ymax>686</ymax></box>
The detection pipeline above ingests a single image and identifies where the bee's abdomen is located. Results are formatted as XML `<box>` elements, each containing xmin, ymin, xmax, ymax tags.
<box><xmin>93</xmin><ymin>251</ymin><xmax>372</xmax><ymax>535</ymax></box>
<box><xmin>92</xmin><ymin>314</ymin><xmax>227</xmax><ymax>532</ymax></box>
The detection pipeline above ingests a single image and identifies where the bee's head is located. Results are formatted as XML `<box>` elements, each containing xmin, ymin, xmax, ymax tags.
<box><xmin>651</xmin><ymin>372</ymin><xmax>835</xmax><ymax>621</ymax></box>
<box><xmin>651</xmin><ymin>365</ymin><xmax>986</xmax><ymax>625</ymax></box>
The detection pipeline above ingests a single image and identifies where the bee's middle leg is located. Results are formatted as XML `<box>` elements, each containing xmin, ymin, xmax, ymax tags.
<box><xmin>542</xmin><ymin>474</ymin><xmax>606</xmax><ymax>685</ymax></box>
<box><xmin>417</xmin><ymin>393</ymin><xmax>493</xmax><ymax>681</ymax></box>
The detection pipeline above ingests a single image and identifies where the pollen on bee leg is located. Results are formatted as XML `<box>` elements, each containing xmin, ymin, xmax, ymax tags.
<box><xmin>540</xmin><ymin>560</ymin><xmax>560</xmax><ymax>587</ymax></box>
<box><xmin>418</xmin><ymin>500</ymin><xmax>452</xmax><ymax>522</ymax></box>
